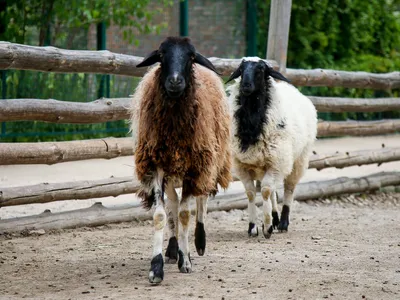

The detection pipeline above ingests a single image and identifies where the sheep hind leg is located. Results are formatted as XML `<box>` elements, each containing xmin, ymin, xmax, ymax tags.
<box><xmin>149</xmin><ymin>170</ymin><xmax>166</xmax><ymax>284</ymax></box>
<box><xmin>195</xmin><ymin>195</ymin><xmax>208</xmax><ymax>256</ymax></box>
<box><xmin>261</xmin><ymin>171</ymin><xmax>282</xmax><ymax>239</ymax></box>
<box><xmin>271</xmin><ymin>191</ymin><xmax>280</xmax><ymax>229</ymax></box>
<box><xmin>164</xmin><ymin>181</ymin><xmax>179</xmax><ymax>264</ymax></box>
<box><xmin>278</xmin><ymin>158</ymin><xmax>308</xmax><ymax>232</ymax></box>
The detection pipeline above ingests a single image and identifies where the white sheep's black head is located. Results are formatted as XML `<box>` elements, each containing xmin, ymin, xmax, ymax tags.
<box><xmin>136</xmin><ymin>36</ymin><xmax>219</xmax><ymax>98</ymax></box>
<box><xmin>226</xmin><ymin>58</ymin><xmax>290</xmax><ymax>96</ymax></box>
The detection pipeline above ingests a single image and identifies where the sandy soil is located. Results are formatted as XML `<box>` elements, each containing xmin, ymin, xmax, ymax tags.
<box><xmin>1</xmin><ymin>194</ymin><xmax>400</xmax><ymax>300</ymax></box>
<box><xmin>1</xmin><ymin>135</ymin><xmax>400</xmax><ymax>299</ymax></box>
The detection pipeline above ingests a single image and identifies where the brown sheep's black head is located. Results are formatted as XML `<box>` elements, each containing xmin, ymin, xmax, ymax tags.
<box><xmin>137</xmin><ymin>36</ymin><xmax>219</xmax><ymax>98</ymax></box>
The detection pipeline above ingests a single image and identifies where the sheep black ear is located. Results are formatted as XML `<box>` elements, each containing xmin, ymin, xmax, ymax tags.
<box><xmin>267</xmin><ymin>69</ymin><xmax>291</xmax><ymax>83</ymax></box>
<box><xmin>136</xmin><ymin>50</ymin><xmax>160</xmax><ymax>68</ymax></box>
<box><xmin>225</xmin><ymin>66</ymin><xmax>241</xmax><ymax>84</ymax></box>
<box><xmin>194</xmin><ymin>53</ymin><xmax>220</xmax><ymax>75</ymax></box>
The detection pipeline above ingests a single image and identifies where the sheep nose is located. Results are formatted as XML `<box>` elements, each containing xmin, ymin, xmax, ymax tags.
<box><xmin>169</xmin><ymin>74</ymin><xmax>183</xmax><ymax>86</ymax></box>
<box><xmin>243</xmin><ymin>82</ymin><xmax>252</xmax><ymax>88</ymax></box>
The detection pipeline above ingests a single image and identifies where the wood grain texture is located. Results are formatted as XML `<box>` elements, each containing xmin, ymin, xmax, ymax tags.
<box><xmin>1</xmin><ymin>171</ymin><xmax>398</xmax><ymax>233</ymax></box>
<box><xmin>317</xmin><ymin>119</ymin><xmax>400</xmax><ymax>137</ymax></box>
<box><xmin>308</xmin><ymin>96</ymin><xmax>400</xmax><ymax>112</ymax></box>
<box><xmin>0</xmin><ymin>137</ymin><xmax>133</xmax><ymax>165</ymax></box>
<box><xmin>1</xmin><ymin>148</ymin><xmax>399</xmax><ymax>206</ymax></box>
<box><xmin>1</xmin><ymin>42</ymin><xmax>399</xmax><ymax>89</ymax></box>
<box><xmin>266</xmin><ymin>0</ymin><xmax>292</xmax><ymax>72</ymax></box>
<box><xmin>0</xmin><ymin>98</ymin><xmax>131</xmax><ymax>123</ymax></box>
<box><xmin>1</xmin><ymin>97</ymin><xmax>399</xmax><ymax>124</ymax></box>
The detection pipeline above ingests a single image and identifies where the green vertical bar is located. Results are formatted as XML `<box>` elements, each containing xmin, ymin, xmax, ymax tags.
<box><xmin>180</xmin><ymin>0</ymin><xmax>189</xmax><ymax>36</ymax></box>
<box><xmin>246</xmin><ymin>0</ymin><xmax>257</xmax><ymax>56</ymax></box>
<box><xmin>97</xmin><ymin>22</ymin><xmax>109</xmax><ymax>98</ymax></box>
<box><xmin>1</xmin><ymin>70</ymin><xmax>6</xmax><ymax>136</ymax></box>
<box><xmin>97</xmin><ymin>22</ymin><xmax>110</xmax><ymax>130</ymax></box>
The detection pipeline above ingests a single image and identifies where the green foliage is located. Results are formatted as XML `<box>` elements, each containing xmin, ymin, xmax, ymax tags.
<box><xmin>0</xmin><ymin>0</ymin><xmax>172</xmax><ymax>142</ymax></box>
<box><xmin>257</xmin><ymin>0</ymin><xmax>400</xmax><ymax>69</ymax></box>
<box><xmin>0</xmin><ymin>0</ymin><xmax>172</xmax><ymax>46</ymax></box>
<box><xmin>0</xmin><ymin>70</ymin><xmax>141</xmax><ymax>142</ymax></box>
<box><xmin>256</xmin><ymin>0</ymin><xmax>400</xmax><ymax>121</ymax></box>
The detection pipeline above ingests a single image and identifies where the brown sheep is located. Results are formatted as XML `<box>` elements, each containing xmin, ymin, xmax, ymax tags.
<box><xmin>130</xmin><ymin>37</ymin><xmax>231</xmax><ymax>284</ymax></box>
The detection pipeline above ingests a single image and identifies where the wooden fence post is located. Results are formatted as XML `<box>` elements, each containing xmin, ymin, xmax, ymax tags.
<box><xmin>266</xmin><ymin>0</ymin><xmax>292</xmax><ymax>72</ymax></box>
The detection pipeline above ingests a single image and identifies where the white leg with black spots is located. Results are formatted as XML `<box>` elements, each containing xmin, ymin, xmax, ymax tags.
<box><xmin>149</xmin><ymin>170</ymin><xmax>166</xmax><ymax>284</ymax></box>
<box><xmin>271</xmin><ymin>191</ymin><xmax>280</xmax><ymax>229</ymax></box>
<box><xmin>195</xmin><ymin>196</ymin><xmax>208</xmax><ymax>256</ymax></box>
<box><xmin>178</xmin><ymin>195</ymin><xmax>192</xmax><ymax>273</ymax></box>
<box><xmin>165</xmin><ymin>182</ymin><xmax>179</xmax><ymax>264</ymax></box>
<box><xmin>261</xmin><ymin>171</ymin><xmax>282</xmax><ymax>239</ymax></box>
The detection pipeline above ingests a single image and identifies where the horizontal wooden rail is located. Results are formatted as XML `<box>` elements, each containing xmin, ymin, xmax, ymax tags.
<box><xmin>285</xmin><ymin>68</ymin><xmax>400</xmax><ymax>89</ymax></box>
<box><xmin>317</xmin><ymin>119</ymin><xmax>400</xmax><ymax>137</ymax></box>
<box><xmin>0</xmin><ymin>98</ymin><xmax>130</xmax><ymax>123</ymax></box>
<box><xmin>309</xmin><ymin>147</ymin><xmax>400</xmax><ymax>170</ymax></box>
<box><xmin>308</xmin><ymin>96</ymin><xmax>400</xmax><ymax>113</ymax></box>
<box><xmin>1</xmin><ymin>148</ymin><xmax>399</xmax><ymax>206</ymax></box>
<box><xmin>1</xmin><ymin>42</ymin><xmax>399</xmax><ymax>89</ymax></box>
<box><xmin>1</xmin><ymin>97</ymin><xmax>400</xmax><ymax>124</ymax></box>
<box><xmin>0</xmin><ymin>138</ymin><xmax>133</xmax><ymax>165</ymax></box>
<box><xmin>0</xmin><ymin>42</ymin><xmax>276</xmax><ymax>78</ymax></box>
<box><xmin>0</xmin><ymin>171</ymin><xmax>399</xmax><ymax>233</ymax></box>
<box><xmin>0</xmin><ymin>176</ymin><xmax>137</xmax><ymax>207</ymax></box>
<box><xmin>1</xmin><ymin>135</ymin><xmax>400</xmax><ymax>167</ymax></box>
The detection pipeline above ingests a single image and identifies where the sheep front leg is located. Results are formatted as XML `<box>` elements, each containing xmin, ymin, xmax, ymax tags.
<box><xmin>165</xmin><ymin>181</ymin><xmax>179</xmax><ymax>264</ymax></box>
<box><xmin>178</xmin><ymin>186</ymin><xmax>192</xmax><ymax>273</ymax></box>
<box><xmin>149</xmin><ymin>170</ymin><xmax>166</xmax><ymax>284</ymax></box>
<box><xmin>237</xmin><ymin>169</ymin><xmax>258</xmax><ymax>237</ymax></box>
<box><xmin>261</xmin><ymin>171</ymin><xmax>281</xmax><ymax>239</ymax></box>
<box><xmin>195</xmin><ymin>195</ymin><xmax>208</xmax><ymax>256</ymax></box>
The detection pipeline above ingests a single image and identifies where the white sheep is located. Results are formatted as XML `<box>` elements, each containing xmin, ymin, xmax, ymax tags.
<box><xmin>226</xmin><ymin>57</ymin><xmax>317</xmax><ymax>238</ymax></box>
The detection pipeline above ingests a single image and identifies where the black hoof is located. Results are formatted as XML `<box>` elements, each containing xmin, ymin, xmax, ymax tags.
<box><xmin>248</xmin><ymin>222</ymin><xmax>258</xmax><ymax>237</ymax></box>
<box><xmin>262</xmin><ymin>224</ymin><xmax>273</xmax><ymax>239</ymax></box>
<box><xmin>278</xmin><ymin>205</ymin><xmax>290</xmax><ymax>232</ymax></box>
<box><xmin>195</xmin><ymin>222</ymin><xmax>206</xmax><ymax>256</ymax></box>
<box><xmin>272</xmin><ymin>211</ymin><xmax>280</xmax><ymax>229</ymax></box>
<box><xmin>149</xmin><ymin>254</ymin><xmax>164</xmax><ymax>284</ymax></box>
<box><xmin>178</xmin><ymin>249</ymin><xmax>192</xmax><ymax>273</ymax></box>
<box><xmin>165</xmin><ymin>237</ymin><xmax>179</xmax><ymax>263</ymax></box>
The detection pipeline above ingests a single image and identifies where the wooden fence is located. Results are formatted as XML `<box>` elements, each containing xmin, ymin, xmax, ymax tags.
<box><xmin>0</xmin><ymin>0</ymin><xmax>400</xmax><ymax>233</ymax></box>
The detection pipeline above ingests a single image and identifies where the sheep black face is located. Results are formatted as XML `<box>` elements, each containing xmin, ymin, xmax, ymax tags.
<box><xmin>226</xmin><ymin>59</ymin><xmax>290</xmax><ymax>97</ymax></box>
<box><xmin>137</xmin><ymin>36</ymin><xmax>219</xmax><ymax>98</ymax></box>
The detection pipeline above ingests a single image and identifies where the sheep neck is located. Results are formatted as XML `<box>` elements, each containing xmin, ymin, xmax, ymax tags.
<box><xmin>142</xmin><ymin>69</ymin><xmax>198</xmax><ymax>176</ymax></box>
<box><xmin>234</xmin><ymin>79</ymin><xmax>272</xmax><ymax>152</ymax></box>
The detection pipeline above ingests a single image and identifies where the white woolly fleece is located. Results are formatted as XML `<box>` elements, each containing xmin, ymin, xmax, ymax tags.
<box><xmin>227</xmin><ymin>76</ymin><xmax>318</xmax><ymax>180</ymax></box>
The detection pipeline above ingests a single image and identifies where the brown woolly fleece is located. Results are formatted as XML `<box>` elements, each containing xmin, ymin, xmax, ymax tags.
<box><xmin>131</xmin><ymin>64</ymin><xmax>232</xmax><ymax>206</ymax></box>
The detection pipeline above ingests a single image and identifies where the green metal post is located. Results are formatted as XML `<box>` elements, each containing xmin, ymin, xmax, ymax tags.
<box><xmin>1</xmin><ymin>70</ymin><xmax>6</xmax><ymax>136</ymax></box>
<box><xmin>246</xmin><ymin>0</ymin><xmax>257</xmax><ymax>56</ymax></box>
<box><xmin>97</xmin><ymin>22</ymin><xmax>110</xmax><ymax>99</ymax></box>
<box><xmin>180</xmin><ymin>0</ymin><xmax>189</xmax><ymax>36</ymax></box>
<box><xmin>97</xmin><ymin>22</ymin><xmax>111</xmax><ymax>130</ymax></box>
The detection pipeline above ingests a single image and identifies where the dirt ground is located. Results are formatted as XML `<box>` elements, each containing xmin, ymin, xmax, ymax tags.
<box><xmin>1</xmin><ymin>193</ymin><xmax>400</xmax><ymax>300</ymax></box>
